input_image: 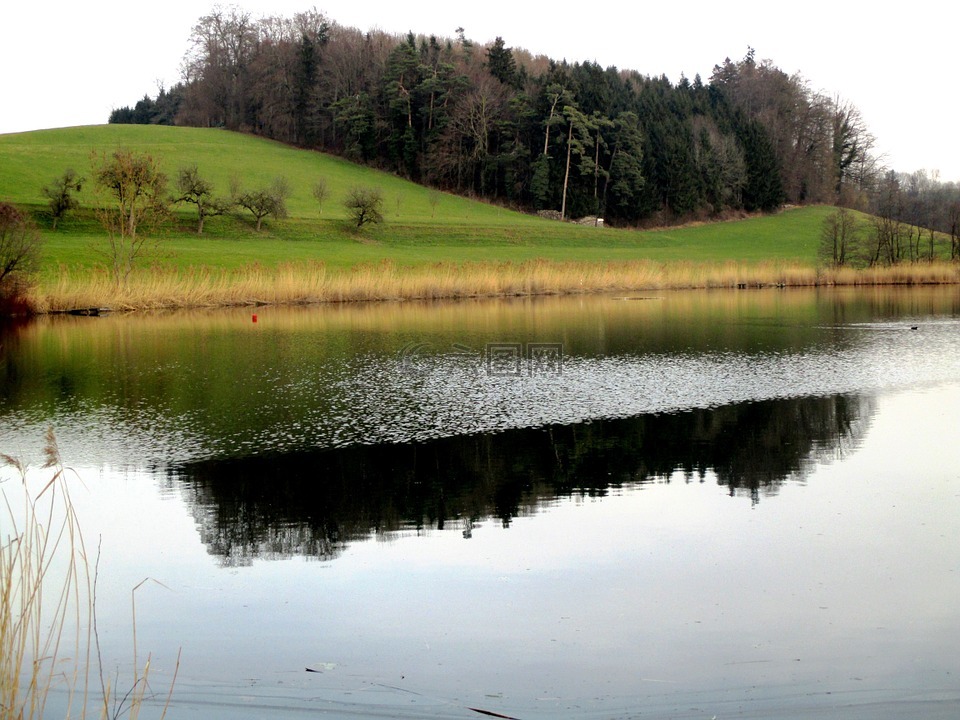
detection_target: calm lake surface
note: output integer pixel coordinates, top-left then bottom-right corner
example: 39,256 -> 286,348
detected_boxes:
2,287 -> 959,719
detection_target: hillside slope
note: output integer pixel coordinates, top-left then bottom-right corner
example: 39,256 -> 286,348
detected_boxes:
0,124 -> 542,225
0,124 -> 830,274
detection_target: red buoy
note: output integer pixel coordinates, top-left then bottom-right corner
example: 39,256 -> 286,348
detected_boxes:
252,314 -> 258,323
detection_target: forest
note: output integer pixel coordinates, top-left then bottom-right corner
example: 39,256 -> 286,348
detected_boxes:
110,6 -> 960,242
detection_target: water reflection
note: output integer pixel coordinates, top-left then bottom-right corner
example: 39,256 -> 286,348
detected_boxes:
3,290 -> 959,719
172,392 -> 872,565
1,287 -> 956,467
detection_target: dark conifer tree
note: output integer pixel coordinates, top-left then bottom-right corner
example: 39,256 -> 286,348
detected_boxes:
486,37 -> 518,88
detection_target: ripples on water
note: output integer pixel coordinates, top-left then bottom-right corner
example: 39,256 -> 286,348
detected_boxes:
273,317 -> 960,452
2,316 -> 960,466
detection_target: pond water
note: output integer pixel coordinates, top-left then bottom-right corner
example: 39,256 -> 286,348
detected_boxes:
1,287 -> 959,719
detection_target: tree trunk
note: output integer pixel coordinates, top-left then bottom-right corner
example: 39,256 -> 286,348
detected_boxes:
543,92 -> 562,156
594,135 -> 600,200
561,120 -> 573,220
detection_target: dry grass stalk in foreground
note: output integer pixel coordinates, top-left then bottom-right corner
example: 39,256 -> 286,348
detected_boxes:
0,431 -> 177,720
1,430 -> 89,720
33,259 -> 960,312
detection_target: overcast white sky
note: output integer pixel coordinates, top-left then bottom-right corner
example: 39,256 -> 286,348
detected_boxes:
2,2 -> 956,180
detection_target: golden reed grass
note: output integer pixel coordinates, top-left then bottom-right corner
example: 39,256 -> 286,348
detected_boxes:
32,259 -> 960,312
1,431 -> 90,720
1,432 -> 177,720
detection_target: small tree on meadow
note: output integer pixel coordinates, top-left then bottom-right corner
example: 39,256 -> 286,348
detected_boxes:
41,169 -> 84,230
427,189 -> 441,218
819,207 -> 860,267
233,176 -> 290,231
343,186 -> 384,229
173,164 -> 232,234
91,148 -> 169,285
312,178 -> 330,215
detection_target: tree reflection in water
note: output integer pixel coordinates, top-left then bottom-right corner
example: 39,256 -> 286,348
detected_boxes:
171,392 -> 872,565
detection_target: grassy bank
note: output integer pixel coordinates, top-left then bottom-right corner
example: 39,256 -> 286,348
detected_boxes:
33,204 -> 827,275
4,125 -> 959,312
34,259 -> 960,312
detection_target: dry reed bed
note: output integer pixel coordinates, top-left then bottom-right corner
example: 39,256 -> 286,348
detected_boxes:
1,432 -> 176,719
34,260 -> 960,312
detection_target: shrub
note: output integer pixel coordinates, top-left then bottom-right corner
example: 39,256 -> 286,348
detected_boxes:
0,202 -> 41,314
343,186 -> 384,229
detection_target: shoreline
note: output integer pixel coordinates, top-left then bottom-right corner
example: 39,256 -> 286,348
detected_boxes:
28,259 -> 960,313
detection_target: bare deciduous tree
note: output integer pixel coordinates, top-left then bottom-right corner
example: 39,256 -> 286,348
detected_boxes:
427,189 -> 441,218
174,164 -> 232,234
233,176 -> 290,231
0,202 -> 42,305
433,72 -> 511,194
832,97 -> 875,201
948,199 -> 960,261
180,6 -> 257,128
818,207 -> 860,267
41,169 -> 84,230
343,186 -> 384,228
91,149 -> 169,285
312,178 -> 330,215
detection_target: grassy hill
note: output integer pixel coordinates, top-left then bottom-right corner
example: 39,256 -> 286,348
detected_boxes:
0,124 -> 528,225
0,124 -> 830,279
13,124 -> 938,312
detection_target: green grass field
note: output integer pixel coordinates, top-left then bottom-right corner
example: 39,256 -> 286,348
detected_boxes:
0,124 -> 831,281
